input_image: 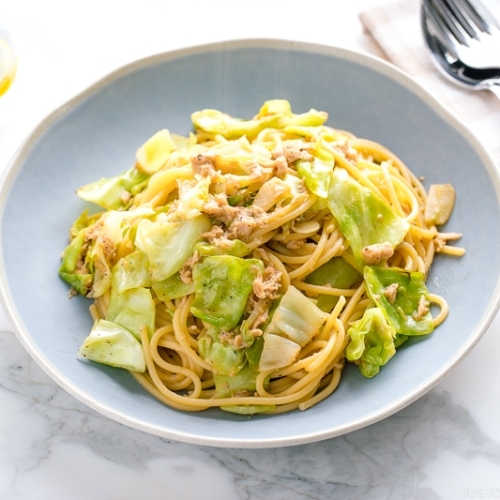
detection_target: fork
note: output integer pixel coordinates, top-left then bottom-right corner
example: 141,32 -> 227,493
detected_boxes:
422,0 -> 500,70
422,8 -> 500,100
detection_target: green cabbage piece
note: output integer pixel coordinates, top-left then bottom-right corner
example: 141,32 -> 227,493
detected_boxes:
259,333 -> 301,371
136,129 -> 177,175
199,327 -> 265,402
77,167 -> 149,210
296,157 -> 333,198
68,209 -> 102,238
258,99 -> 293,117
241,321 -> 265,356
198,336 -> 246,377
78,319 -> 146,372
134,214 -> 210,282
152,272 -> 195,302
105,286 -> 156,340
220,403 -> 276,415
88,242 -> 113,298
59,229 -> 93,295
191,108 -> 281,141
327,168 -> 409,270
214,363 -> 260,397
346,308 -> 397,378
258,99 -> 328,127
364,266 -> 434,336
190,255 -> 263,330
176,176 -> 211,219
305,256 -> 362,311
295,142 -> 335,198
191,99 -> 328,141
111,250 -> 151,294
194,239 -> 251,258
264,285 -> 328,346
89,207 -> 155,298
281,110 -> 327,128
306,256 -> 362,288
59,210 -> 104,295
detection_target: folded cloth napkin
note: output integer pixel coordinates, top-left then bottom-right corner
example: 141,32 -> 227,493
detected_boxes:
359,0 -> 500,164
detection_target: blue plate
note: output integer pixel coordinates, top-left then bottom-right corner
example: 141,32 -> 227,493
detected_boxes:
1,39 -> 499,448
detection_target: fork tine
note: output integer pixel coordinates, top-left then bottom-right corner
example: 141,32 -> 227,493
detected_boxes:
422,0 -> 462,58
453,0 -> 500,33
444,0 -> 481,39
425,0 -> 470,46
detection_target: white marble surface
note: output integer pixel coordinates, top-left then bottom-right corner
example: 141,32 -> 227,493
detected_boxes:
1,1 -> 500,498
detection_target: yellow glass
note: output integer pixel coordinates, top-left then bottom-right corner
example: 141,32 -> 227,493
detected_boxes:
0,28 -> 16,97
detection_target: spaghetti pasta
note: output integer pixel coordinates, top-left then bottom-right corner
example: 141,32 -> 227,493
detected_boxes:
59,100 -> 464,415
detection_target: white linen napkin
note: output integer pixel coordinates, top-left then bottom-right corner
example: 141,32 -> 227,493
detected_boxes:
359,0 -> 500,164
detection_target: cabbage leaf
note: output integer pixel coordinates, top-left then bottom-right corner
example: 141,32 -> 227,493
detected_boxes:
191,99 -> 328,141
364,266 -> 434,336
198,335 -> 246,377
194,239 -> 251,258
214,363 -> 260,398
78,319 -> 146,372
105,286 -> 156,340
152,272 -> 195,302
135,129 -> 177,175
198,327 -> 265,402
296,157 -> 333,198
59,229 -> 94,295
305,256 -> 362,311
77,167 -> 149,210
135,214 -> 210,282
112,250 -> 151,294
264,285 -> 328,346
190,255 -> 263,330
259,333 -> 301,371
346,308 -> 397,378
191,109 -> 281,141
327,168 -> 409,270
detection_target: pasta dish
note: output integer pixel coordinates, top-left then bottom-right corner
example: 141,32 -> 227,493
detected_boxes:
59,100 -> 463,415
